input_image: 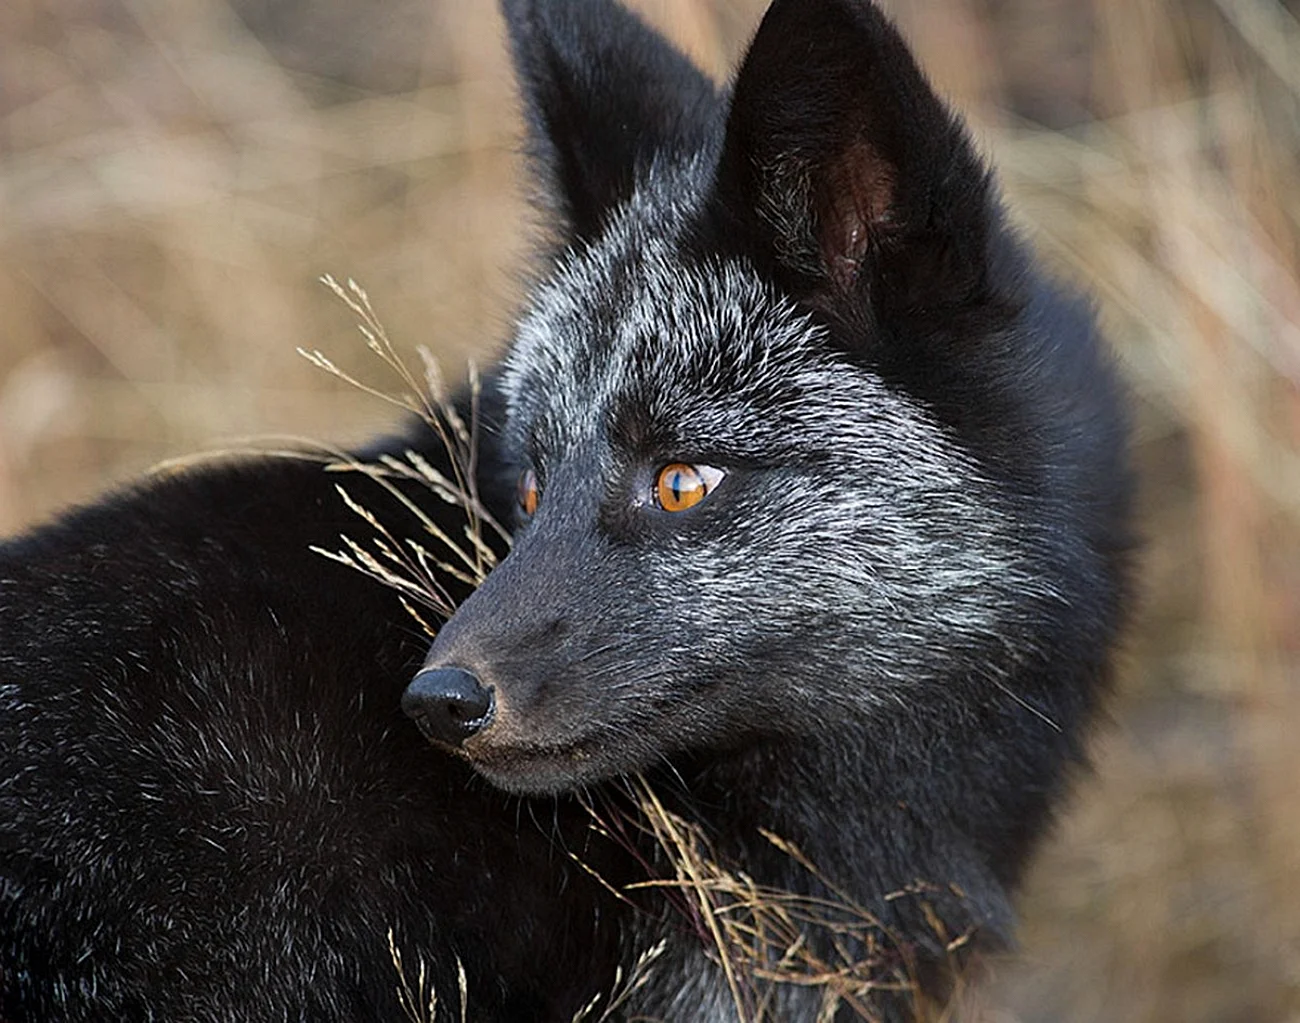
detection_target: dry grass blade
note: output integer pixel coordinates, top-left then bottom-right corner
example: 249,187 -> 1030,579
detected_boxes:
388,928 -> 468,1023
570,940 -> 668,1023
388,928 -> 437,1023
303,276 -> 507,635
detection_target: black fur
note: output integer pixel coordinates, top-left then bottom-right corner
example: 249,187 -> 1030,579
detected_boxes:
0,418 -> 638,1021
1,1 -> 1134,1020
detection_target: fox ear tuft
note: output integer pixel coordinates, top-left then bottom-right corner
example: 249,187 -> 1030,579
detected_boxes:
501,0 -> 720,246
714,0 -> 993,308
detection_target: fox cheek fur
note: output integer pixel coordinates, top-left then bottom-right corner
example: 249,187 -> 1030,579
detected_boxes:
410,0 -> 1129,801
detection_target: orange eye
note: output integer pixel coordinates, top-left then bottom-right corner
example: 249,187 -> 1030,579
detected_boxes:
517,468 -> 539,517
654,463 -> 724,512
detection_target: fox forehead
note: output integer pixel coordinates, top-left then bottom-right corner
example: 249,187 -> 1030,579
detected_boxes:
500,184 -> 945,465
502,187 -> 783,437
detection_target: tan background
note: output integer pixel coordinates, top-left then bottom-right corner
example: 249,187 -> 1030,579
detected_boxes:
2,0 -> 1299,1018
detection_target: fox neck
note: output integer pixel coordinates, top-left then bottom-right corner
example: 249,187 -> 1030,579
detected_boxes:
620,715 -> 1026,1016
680,725 -> 1016,916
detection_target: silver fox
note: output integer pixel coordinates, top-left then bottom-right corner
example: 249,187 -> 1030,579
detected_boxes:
402,0 -> 1135,1017
0,0 -> 1132,1019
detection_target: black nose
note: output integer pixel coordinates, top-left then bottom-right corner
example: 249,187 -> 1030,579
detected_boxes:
402,667 -> 494,746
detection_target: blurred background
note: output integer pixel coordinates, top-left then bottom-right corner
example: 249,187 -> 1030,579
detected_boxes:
2,0 -> 1298,1018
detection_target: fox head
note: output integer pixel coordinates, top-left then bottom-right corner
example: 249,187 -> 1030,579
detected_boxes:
403,0 -> 1131,798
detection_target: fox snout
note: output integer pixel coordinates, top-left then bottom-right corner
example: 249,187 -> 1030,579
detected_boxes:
399,518 -> 686,795
399,531 -> 587,786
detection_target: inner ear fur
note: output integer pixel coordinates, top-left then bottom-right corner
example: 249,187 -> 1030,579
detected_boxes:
714,0 -> 993,308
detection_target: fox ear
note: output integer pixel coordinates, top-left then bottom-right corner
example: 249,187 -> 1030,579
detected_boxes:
714,0 -> 993,309
501,0 -> 720,245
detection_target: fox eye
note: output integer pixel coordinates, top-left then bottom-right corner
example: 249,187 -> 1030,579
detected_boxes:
517,468 -> 539,517
653,463 -> 724,512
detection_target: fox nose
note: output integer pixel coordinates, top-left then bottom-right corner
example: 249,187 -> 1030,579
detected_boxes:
402,667 -> 494,746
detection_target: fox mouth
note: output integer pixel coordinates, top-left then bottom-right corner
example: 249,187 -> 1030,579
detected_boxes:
463,734 -> 612,795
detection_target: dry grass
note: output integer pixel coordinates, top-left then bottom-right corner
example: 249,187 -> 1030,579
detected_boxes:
582,777 -> 966,1022
3,0 -> 1299,1019
304,274 -> 506,633
389,929 -> 468,1023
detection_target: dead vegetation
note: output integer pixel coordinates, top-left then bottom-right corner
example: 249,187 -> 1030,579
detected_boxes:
303,274 -> 506,633
584,777 -> 969,1022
